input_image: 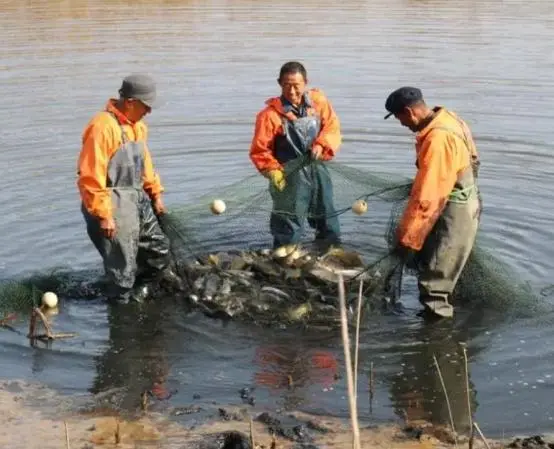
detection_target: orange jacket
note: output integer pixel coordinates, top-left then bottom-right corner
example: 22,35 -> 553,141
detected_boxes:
77,99 -> 163,220
397,107 -> 479,251
249,89 -> 342,173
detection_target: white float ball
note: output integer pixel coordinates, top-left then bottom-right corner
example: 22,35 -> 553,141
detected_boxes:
352,199 -> 368,216
210,199 -> 226,215
41,291 -> 58,308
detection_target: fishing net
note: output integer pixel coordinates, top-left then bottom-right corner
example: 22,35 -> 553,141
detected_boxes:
0,268 -> 103,324
155,155 -> 543,325
0,156 -> 543,327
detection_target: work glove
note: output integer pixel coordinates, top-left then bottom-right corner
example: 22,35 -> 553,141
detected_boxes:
267,169 -> 286,191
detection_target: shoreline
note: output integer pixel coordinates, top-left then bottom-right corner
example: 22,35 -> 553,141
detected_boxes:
1,379 -> 551,449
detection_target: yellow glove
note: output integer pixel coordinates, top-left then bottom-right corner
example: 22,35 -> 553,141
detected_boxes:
267,169 -> 286,191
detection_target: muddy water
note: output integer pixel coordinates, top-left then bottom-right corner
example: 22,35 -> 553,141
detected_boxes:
1,0 -> 554,439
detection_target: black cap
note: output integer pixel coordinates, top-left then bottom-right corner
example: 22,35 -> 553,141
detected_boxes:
384,86 -> 423,119
118,74 -> 158,109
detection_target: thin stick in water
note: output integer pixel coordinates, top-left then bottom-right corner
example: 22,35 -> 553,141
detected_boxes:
460,342 -> 474,447
338,274 -> 361,449
369,360 -> 374,414
64,421 -> 70,449
114,418 -> 121,444
27,308 -> 37,339
141,390 -> 148,412
353,279 -> 364,401
34,307 -> 54,337
33,332 -> 77,341
473,422 -> 491,449
432,353 -> 458,448
250,416 -> 255,449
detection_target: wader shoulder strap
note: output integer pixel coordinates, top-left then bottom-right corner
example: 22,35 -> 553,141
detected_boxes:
425,121 -> 478,203
107,111 -> 128,144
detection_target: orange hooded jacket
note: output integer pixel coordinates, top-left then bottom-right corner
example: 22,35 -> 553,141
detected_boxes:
77,99 -> 163,220
397,107 -> 479,251
249,89 -> 341,173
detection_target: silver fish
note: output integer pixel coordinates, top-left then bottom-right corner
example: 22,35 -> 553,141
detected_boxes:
193,275 -> 205,293
217,278 -> 233,297
260,286 -> 291,302
203,273 -> 221,301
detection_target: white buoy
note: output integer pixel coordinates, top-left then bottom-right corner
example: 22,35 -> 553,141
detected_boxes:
210,199 -> 226,215
41,291 -> 58,308
352,199 -> 368,216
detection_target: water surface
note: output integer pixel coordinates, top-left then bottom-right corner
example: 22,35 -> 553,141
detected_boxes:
1,0 -> 554,438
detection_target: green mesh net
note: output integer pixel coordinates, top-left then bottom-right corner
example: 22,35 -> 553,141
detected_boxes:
0,158 -> 544,327
155,156 -> 543,325
0,268 -> 102,323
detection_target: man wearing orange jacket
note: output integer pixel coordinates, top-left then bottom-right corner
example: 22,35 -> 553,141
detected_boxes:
77,74 -> 183,304
384,87 -> 482,318
249,61 -> 342,251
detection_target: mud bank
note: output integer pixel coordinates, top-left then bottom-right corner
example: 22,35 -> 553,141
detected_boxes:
2,379 -> 551,449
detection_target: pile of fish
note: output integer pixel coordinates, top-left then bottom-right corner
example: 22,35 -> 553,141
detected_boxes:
176,245 -> 388,327
1,246 -> 394,328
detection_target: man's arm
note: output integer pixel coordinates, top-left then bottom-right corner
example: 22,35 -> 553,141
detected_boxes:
143,143 -> 164,201
312,91 -> 342,161
396,131 -> 458,251
249,109 -> 282,174
77,121 -> 113,220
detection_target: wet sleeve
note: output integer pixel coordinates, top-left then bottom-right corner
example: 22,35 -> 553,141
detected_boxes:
314,95 -> 342,161
77,122 -> 113,220
396,131 -> 458,251
249,110 -> 282,174
143,143 -> 164,200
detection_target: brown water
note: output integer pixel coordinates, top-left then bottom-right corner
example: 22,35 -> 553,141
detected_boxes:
1,0 -> 554,439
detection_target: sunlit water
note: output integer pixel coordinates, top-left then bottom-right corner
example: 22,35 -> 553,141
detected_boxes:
1,0 -> 553,438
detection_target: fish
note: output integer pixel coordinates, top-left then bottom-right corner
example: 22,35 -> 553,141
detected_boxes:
217,278 -> 233,297
259,286 -> 291,304
202,273 -> 221,301
176,245 -> 382,328
286,302 -> 312,321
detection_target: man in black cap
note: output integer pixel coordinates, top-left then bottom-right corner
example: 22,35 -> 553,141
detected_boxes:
384,86 -> 482,318
77,74 -> 184,304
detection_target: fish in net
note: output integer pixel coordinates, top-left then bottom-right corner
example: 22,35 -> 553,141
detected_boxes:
0,158 -> 543,328
156,156 -> 543,326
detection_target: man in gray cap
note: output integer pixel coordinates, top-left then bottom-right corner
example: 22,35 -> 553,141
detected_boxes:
77,74 -> 184,304
384,86 -> 482,319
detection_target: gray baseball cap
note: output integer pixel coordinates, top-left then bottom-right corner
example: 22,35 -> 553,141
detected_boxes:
118,74 -> 159,109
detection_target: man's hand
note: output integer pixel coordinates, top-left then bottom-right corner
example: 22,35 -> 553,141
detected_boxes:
152,197 -> 167,216
100,217 -> 116,239
267,170 -> 286,191
312,144 -> 324,160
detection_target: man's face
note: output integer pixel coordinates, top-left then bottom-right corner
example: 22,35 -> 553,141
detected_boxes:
279,72 -> 306,106
125,99 -> 151,122
394,108 -> 418,132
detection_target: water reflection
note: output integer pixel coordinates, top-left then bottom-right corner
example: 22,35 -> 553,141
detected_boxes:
1,0 -> 553,437
253,341 -> 339,410
89,300 -> 180,411
386,309 -> 492,433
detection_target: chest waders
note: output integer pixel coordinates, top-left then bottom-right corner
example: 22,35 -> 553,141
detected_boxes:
269,107 -> 341,250
81,114 -> 171,302
414,116 -> 482,318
